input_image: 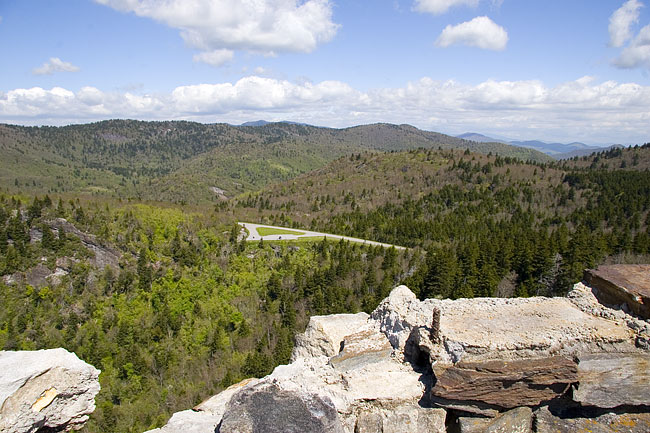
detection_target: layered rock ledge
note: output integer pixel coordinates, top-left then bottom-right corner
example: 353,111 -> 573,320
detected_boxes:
149,269 -> 650,433
0,348 -> 101,433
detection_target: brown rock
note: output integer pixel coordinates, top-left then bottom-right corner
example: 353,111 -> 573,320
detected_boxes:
431,357 -> 577,412
584,265 -> 650,319
534,406 -> 650,433
574,353 -> 650,408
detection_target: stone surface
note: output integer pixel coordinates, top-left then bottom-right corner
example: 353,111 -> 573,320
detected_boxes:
370,285 -> 430,353
329,329 -> 392,371
431,357 -> 577,412
0,348 -> 100,433
145,410 -> 222,433
373,286 -> 639,365
340,359 -> 427,403
584,265 -> 650,319
457,416 -> 491,433
534,406 -> 650,433
355,405 -> 446,433
25,264 -> 52,288
573,353 -> 650,408
291,312 -> 370,361
218,382 -> 344,433
50,218 -> 121,269
458,407 -> 532,433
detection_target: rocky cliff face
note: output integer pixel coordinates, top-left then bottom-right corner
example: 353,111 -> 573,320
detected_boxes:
149,277 -> 650,433
0,348 -> 101,433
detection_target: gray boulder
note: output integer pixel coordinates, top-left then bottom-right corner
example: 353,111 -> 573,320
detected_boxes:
218,382 -> 344,433
0,348 -> 100,433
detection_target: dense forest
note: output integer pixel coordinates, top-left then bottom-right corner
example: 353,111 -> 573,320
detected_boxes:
235,144 -> 650,298
0,121 -> 648,432
0,196 -> 409,432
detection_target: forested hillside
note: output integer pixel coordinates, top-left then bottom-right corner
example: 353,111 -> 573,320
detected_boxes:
0,196 -> 410,432
0,121 -> 647,432
0,120 -> 551,204
235,146 -> 650,298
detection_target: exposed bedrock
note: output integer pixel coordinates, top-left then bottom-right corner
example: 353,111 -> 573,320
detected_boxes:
148,267 -> 650,433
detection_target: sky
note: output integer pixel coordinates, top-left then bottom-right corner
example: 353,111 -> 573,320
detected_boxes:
1,0 -> 650,144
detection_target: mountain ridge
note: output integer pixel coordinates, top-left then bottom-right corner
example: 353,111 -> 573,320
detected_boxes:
0,120 -> 552,204
456,131 -> 621,158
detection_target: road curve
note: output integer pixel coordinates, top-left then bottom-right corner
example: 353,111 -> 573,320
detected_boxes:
238,222 -> 406,250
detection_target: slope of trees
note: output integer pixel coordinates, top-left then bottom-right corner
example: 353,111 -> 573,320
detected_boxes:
0,195 -> 409,432
235,148 -> 650,298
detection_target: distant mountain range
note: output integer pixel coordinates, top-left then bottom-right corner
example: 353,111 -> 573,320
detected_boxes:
239,120 -> 310,127
456,132 -> 622,159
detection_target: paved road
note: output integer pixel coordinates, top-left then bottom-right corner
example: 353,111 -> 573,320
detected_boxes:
238,222 -> 406,250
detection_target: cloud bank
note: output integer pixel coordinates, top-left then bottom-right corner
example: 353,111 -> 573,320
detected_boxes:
2,76 -> 649,143
436,16 -> 508,50
95,0 -> 339,65
32,58 -> 80,75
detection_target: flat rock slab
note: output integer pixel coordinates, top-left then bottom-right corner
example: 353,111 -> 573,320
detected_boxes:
431,356 -> 577,412
534,406 -> 650,433
584,265 -> 650,319
433,297 -> 636,363
372,286 -> 637,365
574,353 -> 650,408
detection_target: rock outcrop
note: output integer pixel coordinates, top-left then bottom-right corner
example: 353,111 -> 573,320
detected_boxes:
49,218 -> 121,269
149,268 -> 650,433
0,348 -> 101,433
584,264 -> 650,319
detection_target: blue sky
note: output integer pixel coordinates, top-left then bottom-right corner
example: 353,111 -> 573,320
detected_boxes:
1,0 -> 650,144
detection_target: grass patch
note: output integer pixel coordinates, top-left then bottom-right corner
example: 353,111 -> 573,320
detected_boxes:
291,236 -> 326,242
256,227 -> 306,236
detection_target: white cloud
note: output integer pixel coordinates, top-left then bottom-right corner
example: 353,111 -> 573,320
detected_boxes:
609,0 -> 643,47
32,57 -> 80,75
414,0 -> 479,15
614,23 -> 650,68
171,76 -> 358,113
435,16 -> 508,50
193,49 -> 234,66
95,0 -> 339,62
2,76 -> 650,143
